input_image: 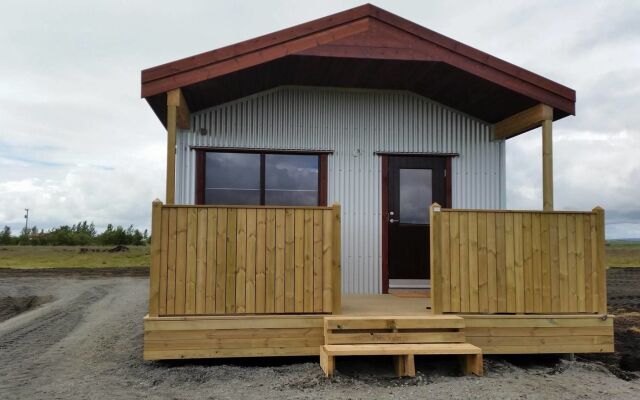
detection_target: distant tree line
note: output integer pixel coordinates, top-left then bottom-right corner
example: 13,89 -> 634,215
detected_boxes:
0,221 -> 149,246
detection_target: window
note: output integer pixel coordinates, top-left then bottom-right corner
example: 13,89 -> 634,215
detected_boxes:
197,150 -> 326,206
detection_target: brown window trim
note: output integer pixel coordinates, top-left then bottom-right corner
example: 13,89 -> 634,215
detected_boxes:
195,148 -> 328,206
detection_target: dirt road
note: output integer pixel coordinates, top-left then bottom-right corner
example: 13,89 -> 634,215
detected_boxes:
0,272 -> 639,399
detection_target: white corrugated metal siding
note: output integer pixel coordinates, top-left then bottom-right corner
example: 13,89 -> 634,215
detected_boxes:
175,86 -> 504,294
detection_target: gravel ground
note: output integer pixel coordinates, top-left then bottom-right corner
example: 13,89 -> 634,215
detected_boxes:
0,271 -> 639,399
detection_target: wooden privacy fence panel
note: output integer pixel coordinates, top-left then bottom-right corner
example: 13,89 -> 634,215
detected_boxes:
429,204 -> 606,315
149,201 -> 341,316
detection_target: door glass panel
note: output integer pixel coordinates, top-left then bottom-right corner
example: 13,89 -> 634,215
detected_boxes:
204,152 -> 260,205
265,154 -> 319,206
399,168 -> 432,224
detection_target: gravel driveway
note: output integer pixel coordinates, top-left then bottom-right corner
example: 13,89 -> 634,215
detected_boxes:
0,273 -> 639,399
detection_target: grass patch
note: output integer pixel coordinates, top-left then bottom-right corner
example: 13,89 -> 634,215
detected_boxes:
607,241 -> 640,267
0,245 -> 150,269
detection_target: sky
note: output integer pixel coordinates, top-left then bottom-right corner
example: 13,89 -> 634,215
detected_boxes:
0,0 -> 639,238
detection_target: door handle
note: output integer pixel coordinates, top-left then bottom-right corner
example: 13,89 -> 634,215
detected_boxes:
389,218 -> 398,224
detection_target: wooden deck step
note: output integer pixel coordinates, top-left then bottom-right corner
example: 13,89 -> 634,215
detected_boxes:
320,343 -> 483,377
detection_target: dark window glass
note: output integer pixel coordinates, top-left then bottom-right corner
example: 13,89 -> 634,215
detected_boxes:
204,152 -> 260,205
399,168 -> 432,224
265,154 -> 318,206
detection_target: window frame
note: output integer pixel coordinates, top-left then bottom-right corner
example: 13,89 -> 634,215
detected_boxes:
195,148 -> 328,206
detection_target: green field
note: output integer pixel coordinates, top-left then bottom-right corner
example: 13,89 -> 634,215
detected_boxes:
0,245 -> 150,269
0,241 -> 638,269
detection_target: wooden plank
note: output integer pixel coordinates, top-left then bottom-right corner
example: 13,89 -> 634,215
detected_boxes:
486,212 -> 498,314
540,213 -> 551,313
185,208 -> 198,314
449,212 -> 461,312
304,210 -> 314,313
246,209 -> 257,314
542,119 -> 554,211
465,326 -> 613,337
175,208 -> 188,315
265,209 -> 276,313
215,208 -> 227,314
463,317 -> 613,329
470,335 -> 614,347
594,207 -> 607,314
468,212 -> 479,313
583,215 -> 593,312
285,209 -> 296,313
235,208 -> 247,313
523,213 -> 533,313
145,346 -> 320,360
567,214 -> 577,311
558,214 -> 569,312
195,208 -> 208,314
322,209 -> 333,312
322,343 -> 482,356
496,213 -> 506,312
205,208 -> 217,314
313,210 -> 323,313
590,213 -> 599,313
430,204 -> 442,314
225,208 -> 237,314
325,315 -> 465,330
440,211 -> 451,312
505,213 -> 515,313
549,214 -> 560,311
145,336 -> 324,351
145,327 -> 325,341
494,104 -> 554,140
145,315 -> 324,331
513,213 -> 524,313
467,344 -> 614,355
459,212 -> 469,312
575,215 -> 586,312
477,213 -> 488,313
275,209 -> 286,313
332,204 -> 342,314
531,213 -> 542,313
166,208 -> 177,315
159,207 -> 169,316
293,209 -> 304,313
149,201 -> 163,317
255,209 -> 267,313
326,332 -> 465,345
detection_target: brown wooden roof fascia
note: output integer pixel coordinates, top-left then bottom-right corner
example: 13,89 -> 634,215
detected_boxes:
141,3 -> 575,116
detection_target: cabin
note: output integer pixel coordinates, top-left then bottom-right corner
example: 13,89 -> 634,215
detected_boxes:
141,4 -> 613,377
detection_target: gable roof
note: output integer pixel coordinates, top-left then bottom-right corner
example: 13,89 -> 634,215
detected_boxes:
141,3 -> 575,127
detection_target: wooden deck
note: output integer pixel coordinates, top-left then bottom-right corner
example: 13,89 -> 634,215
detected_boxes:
143,294 -> 613,360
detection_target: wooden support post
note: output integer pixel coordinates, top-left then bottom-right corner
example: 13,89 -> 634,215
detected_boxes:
393,354 -> 416,377
319,346 -> 335,377
332,204 -> 342,314
460,353 -> 484,376
165,89 -> 190,204
149,199 -> 163,317
593,206 -> 607,314
430,203 -> 442,314
542,119 -> 554,211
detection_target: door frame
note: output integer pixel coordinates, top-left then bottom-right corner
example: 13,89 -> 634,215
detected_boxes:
380,153 -> 455,293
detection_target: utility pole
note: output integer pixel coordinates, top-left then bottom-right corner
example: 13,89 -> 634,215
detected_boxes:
24,208 -> 29,233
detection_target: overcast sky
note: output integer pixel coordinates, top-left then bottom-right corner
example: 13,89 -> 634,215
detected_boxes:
1,0 -> 639,238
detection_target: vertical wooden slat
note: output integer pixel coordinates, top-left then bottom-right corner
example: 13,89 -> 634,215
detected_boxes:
513,213 -> 524,314
195,208 -> 207,314
149,200 -> 162,317
430,204 -> 442,314
313,210 -> 323,313
225,208 -> 237,314
166,208 -> 177,315
531,213 -> 542,313
159,208 -> 169,316
215,208 -> 227,314
486,212 -> 497,314
205,208 -> 217,314
558,214 -> 569,312
594,207 -> 607,314
449,212 -> 460,312
477,212 -> 488,313
505,213 -> 515,313
440,211 -> 451,312
583,215 -> 593,312
265,209 -> 277,313
575,215 -> 586,312
303,210 -> 314,313
235,209 -> 247,313
332,204 -> 342,314
468,212 -> 479,313
275,209 -> 285,313
549,214 -> 560,311
175,208 -> 188,315
293,210 -> 304,313
322,209 -> 333,312
185,208 -> 198,314
567,215 -> 578,311
496,213 -> 506,312
285,209 -> 296,313
541,213 -> 552,313
246,209 -> 257,314
459,212 -> 469,312
255,209 -> 267,313
523,213 -> 534,313
590,213 -> 599,313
